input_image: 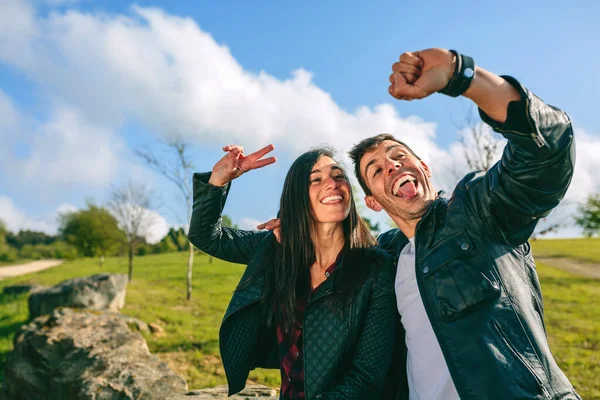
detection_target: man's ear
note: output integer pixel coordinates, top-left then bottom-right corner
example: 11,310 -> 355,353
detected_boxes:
420,160 -> 432,177
365,195 -> 383,212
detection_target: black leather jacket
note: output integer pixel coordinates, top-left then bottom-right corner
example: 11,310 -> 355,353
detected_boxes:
188,173 -> 400,399
379,76 -> 581,400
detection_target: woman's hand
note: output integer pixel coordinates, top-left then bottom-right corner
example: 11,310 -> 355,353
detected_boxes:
208,144 -> 277,187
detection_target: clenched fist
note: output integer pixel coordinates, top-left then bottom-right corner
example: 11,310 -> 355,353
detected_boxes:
389,48 -> 456,101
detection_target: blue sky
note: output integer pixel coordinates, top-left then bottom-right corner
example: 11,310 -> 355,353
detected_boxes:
1,0 -> 599,240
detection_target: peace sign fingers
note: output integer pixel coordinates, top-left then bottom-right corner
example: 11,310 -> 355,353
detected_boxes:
238,144 -> 277,172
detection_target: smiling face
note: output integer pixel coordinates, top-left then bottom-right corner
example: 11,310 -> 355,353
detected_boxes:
359,140 -> 435,222
308,156 -> 352,224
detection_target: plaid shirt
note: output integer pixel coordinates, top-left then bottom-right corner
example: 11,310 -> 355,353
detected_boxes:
277,259 -> 339,399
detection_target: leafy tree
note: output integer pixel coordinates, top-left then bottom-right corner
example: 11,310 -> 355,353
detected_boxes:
59,202 -> 125,265
0,220 -> 16,262
222,215 -> 235,229
17,242 -> 78,261
5,230 -> 57,249
362,217 -> 381,236
0,219 -> 7,249
575,193 -> 600,237
141,227 -> 189,255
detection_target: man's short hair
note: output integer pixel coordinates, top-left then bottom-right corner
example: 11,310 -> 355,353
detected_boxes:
348,133 -> 420,196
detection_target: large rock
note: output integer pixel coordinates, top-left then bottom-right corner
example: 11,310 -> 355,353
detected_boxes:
3,308 -> 188,400
2,284 -> 44,296
168,384 -> 278,399
28,273 -> 127,318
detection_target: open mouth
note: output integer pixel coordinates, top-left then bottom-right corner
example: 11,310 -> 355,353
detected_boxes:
392,175 -> 418,198
321,195 -> 343,204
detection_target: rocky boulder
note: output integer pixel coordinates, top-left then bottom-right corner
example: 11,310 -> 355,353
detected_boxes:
28,273 -> 127,318
3,308 -> 187,400
2,284 -> 43,296
168,384 -> 278,399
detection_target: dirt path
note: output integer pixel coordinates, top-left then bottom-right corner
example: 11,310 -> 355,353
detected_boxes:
536,257 -> 600,279
0,260 -> 64,280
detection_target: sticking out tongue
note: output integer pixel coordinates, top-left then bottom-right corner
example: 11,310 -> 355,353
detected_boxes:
398,181 -> 417,197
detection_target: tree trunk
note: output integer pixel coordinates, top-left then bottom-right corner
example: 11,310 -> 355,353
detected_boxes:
128,243 -> 134,282
186,241 -> 194,300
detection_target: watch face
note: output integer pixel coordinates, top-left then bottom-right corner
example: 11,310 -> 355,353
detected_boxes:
464,68 -> 474,78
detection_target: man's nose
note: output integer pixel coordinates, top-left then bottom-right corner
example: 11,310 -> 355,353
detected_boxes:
386,159 -> 402,175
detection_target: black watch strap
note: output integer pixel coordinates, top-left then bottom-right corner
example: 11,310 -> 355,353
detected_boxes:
439,50 -> 476,97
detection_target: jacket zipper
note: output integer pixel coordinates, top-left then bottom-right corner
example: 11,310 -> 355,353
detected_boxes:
492,97 -> 548,149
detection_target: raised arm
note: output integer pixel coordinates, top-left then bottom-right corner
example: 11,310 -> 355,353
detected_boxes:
187,144 -> 277,264
390,48 -> 574,245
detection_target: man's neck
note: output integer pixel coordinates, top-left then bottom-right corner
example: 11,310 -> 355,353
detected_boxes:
390,215 -> 419,239
390,192 -> 440,239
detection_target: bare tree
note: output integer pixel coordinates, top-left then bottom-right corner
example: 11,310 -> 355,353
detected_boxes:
136,134 -> 196,300
108,181 -> 156,281
459,107 -> 503,172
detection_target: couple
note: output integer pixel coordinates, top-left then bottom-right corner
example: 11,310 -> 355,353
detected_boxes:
188,48 -> 581,399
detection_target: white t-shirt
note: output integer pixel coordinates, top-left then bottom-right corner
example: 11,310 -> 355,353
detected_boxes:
395,237 -> 460,400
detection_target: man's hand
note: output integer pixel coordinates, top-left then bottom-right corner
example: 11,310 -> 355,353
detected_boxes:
389,48 -> 455,101
257,218 -> 281,243
208,144 -> 277,187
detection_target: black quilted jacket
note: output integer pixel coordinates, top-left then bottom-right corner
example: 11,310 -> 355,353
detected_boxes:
188,173 -> 402,399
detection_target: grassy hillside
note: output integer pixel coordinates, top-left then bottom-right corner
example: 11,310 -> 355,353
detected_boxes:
0,242 -> 598,397
531,237 -> 600,263
0,252 -> 280,390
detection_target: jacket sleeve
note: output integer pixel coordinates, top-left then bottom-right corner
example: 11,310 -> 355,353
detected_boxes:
187,172 -> 269,265
462,76 -> 575,246
317,255 -> 398,400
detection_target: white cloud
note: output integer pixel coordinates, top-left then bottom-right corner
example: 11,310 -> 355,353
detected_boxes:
144,209 -> 169,244
0,196 -> 70,234
44,0 -> 80,6
0,89 -> 127,190
0,89 -> 22,174
22,104 -> 125,186
0,195 -> 170,243
56,203 -> 78,215
0,90 -> 19,135
0,0 -> 598,239
0,1 -> 438,157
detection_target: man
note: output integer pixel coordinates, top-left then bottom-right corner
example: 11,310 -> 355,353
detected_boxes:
347,48 -> 580,399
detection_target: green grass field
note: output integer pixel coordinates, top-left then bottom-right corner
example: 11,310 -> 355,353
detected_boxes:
0,240 -> 598,398
531,237 -> 600,263
0,252 -> 280,390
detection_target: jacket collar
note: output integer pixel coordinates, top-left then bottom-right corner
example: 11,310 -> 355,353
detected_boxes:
224,242 -> 343,319
416,191 -> 447,249
388,191 -> 447,252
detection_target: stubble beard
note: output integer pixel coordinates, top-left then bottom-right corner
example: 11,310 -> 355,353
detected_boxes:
379,194 -> 435,227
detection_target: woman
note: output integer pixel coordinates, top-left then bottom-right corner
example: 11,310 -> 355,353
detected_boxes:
188,143 -> 399,400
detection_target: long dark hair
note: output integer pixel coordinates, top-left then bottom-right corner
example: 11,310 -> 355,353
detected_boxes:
245,147 -> 376,333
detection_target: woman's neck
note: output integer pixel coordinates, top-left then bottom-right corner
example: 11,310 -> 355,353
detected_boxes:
311,222 -> 345,270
